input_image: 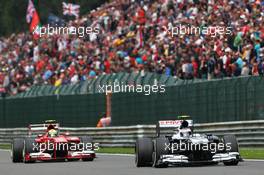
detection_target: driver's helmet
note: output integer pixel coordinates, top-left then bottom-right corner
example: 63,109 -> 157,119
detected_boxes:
180,120 -> 189,129
48,129 -> 58,137
179,120 -> 192,137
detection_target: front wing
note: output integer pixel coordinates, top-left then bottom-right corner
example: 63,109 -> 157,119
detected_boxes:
25,150 -> 96,161
159,152 -> 240,164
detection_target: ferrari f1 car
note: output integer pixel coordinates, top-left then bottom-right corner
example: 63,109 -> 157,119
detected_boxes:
135,116 -> 242,167
12,120 -> 96,163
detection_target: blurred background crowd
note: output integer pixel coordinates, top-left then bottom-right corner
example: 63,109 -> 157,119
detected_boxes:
0,0 -> 264,95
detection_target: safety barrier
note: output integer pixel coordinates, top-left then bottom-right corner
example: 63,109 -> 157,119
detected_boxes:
0,120 -> 264,148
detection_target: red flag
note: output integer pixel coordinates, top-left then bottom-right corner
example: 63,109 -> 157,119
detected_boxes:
26,0 -> 41,39
30,11 -> 41,39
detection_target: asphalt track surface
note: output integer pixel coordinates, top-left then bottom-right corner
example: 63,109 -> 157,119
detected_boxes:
0,150 -> 263,175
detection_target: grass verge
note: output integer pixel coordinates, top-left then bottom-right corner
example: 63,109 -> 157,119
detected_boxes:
1,144 -> 263,159
0,144 -> 11,150
240,148 -> 264,159
97,147 -> 135,154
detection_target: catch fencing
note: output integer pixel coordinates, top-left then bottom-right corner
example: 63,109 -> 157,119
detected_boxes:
1,73 -> 264,127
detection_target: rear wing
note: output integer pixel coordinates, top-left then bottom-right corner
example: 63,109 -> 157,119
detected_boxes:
156,120 -> 193,137
28,123 -> 59,136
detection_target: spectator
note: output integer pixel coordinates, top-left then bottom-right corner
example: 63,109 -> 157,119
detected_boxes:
0,0 -> 263,96
241,62 -> 250,76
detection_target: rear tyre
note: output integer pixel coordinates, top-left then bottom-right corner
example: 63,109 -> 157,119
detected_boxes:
24,137 -> 38,163
135,137 -> 153,167
12,138 -> 24,163
80,136 -> 94,161
152,137 -> 169,168
223,135 -> 239,166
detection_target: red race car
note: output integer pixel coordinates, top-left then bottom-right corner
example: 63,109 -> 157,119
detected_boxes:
11,120 -> 96,163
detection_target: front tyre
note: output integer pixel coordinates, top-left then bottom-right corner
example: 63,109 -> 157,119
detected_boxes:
152,137 -> 169,168
12,138 -> 24,163
135,137 -> 153,167
24,137 -> 38,163
80,136 -> 94,161
223,135 -> 239,166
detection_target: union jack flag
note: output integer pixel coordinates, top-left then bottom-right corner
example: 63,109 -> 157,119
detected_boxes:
62,2 -> 80,18
26,0 -> 35,23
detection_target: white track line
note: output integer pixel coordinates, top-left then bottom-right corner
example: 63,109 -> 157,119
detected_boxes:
97,153 -> 134,157
0,149 -> 10,152
243,159 -> 264,162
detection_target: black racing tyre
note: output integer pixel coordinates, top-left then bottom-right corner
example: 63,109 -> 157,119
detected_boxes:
24,137 -> 38,163
67,158 -> 80,162
12,138 -> 24,163
152,137 -> 169,168
223,135 -> 239,166
80,136 -> 94,161
135,137 -> 153,167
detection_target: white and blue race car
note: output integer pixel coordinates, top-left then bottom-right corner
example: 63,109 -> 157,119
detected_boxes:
135,117 -> 242,168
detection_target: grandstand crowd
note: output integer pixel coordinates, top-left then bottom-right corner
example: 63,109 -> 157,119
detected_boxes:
0,0 -> 264,95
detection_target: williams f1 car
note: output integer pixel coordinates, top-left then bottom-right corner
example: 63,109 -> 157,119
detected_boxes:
12,120 -> 96,163
135,117 -> 242,167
